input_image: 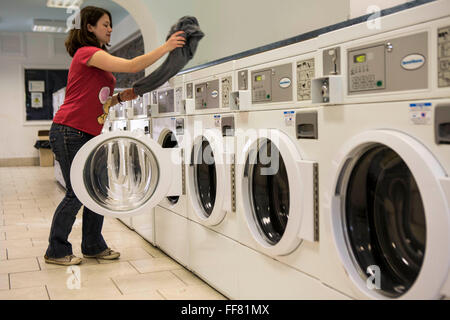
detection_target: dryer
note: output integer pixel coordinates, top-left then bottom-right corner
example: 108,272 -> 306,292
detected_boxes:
313,12 -> 450,299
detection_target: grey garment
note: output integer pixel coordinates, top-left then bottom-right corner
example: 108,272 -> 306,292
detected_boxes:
132,16 -> 205,96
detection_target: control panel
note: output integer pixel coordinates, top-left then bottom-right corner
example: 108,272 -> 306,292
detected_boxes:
195,79 -> 220,109
438,26 -> 450,88
348,44 -> 385,92
158,88 -> 175,113
297,58 -> 315,101
347,32 -> 428,94
221,76 -> 232,108
251,63 -> 293,103
186,83 -> 194,99
238,70 -> 248,90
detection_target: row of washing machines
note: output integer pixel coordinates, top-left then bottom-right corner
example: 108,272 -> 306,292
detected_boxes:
70,1 -> 450,299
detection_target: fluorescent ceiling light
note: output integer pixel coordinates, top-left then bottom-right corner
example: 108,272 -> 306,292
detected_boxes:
46,0 -> 84,8
32,19 -> 67,33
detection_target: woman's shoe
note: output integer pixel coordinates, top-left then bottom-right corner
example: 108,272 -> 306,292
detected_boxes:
83,248 -> 120,260
44,254 -> 82,266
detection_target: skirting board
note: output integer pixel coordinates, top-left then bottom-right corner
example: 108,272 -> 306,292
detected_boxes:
0,157 -> 40,167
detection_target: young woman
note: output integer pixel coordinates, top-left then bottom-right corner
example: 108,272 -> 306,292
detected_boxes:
45,6 -> 185,266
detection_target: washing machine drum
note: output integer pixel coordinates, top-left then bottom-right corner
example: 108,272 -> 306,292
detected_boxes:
345,144 -> 426,297
248,138 -> 289,245
193,137 -> 217,217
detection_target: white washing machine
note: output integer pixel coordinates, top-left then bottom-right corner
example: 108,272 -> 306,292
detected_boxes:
313,10 -> 450,299
126,94 -> 155,244
183,64 -> 242,298
150,77 -> 190,266
232,50 -> 349,299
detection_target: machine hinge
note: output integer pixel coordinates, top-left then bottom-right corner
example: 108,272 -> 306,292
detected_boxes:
231,154 -> 236,212
181,149 -> 186,195
313,163 -> 319,242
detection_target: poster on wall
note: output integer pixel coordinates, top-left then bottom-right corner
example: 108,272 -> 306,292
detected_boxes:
28,80 -> 45,92
31,92 -> 43,108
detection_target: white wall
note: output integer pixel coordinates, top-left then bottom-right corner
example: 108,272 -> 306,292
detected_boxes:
109,13 -> 141,51
0,32 -> 71,160
113,0 -> 351,70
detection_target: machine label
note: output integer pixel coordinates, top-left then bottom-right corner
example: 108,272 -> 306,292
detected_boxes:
409,102 -> 432,125
401,54 -> 425,70
214,114 -> 221,127
279,77 -> 292,88
211,90 -> 219,98
284,110 -> 295,126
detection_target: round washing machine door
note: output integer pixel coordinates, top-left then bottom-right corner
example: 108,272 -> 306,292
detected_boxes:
240,129 -> 316,256
70,130 -> 176,218
159,129 -> 180,205
188,128 -> 233,226
329,130 -> 450,299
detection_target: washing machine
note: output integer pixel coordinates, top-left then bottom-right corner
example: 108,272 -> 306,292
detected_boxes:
313,8 -> 450,299
183,64 -> 242,298
126,94 -> 156,244
232,49 -> 350,299
151,77 -> 190,266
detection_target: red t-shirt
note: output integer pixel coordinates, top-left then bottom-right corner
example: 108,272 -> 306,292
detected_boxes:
53,46 -> 116,136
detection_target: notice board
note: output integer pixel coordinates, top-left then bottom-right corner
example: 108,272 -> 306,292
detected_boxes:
24,69 -> 68,121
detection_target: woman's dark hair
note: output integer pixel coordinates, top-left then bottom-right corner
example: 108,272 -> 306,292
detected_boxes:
65,6 -> 112,57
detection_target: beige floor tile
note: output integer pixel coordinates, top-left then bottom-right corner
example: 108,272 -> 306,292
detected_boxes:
11,268 -> 74,289
0,286 -> 49,300
0,258 -> 40,274
0,225 -> 28,233
0,273 -> 8,290
159,284 -> 227,300
47,278 -> 123,300
130,257 -> 183,273
171,269 -> 208,286
113,271 -> 186,295
6,229 -> 50,240
97,247 -> 154,265
118,290 -> 165,300
0,204 -> 21,210
0,238 -> 33,249
7,246 -> 48,260
0,248 -> 6,261
0,232 -> 5,241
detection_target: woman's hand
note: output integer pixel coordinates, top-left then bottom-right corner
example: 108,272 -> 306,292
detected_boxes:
119,88 -> 137,101
164,31 -> 186,52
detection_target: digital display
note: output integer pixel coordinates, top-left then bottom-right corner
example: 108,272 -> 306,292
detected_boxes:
354,54 -> 366,63
255,75 -> 263,82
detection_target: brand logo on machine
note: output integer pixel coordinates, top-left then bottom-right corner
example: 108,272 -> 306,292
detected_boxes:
401,54 -> 425,70
211,90 -> 219,98
279,77 -> 291,88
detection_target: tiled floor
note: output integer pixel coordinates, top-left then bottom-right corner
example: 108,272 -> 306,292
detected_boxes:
0,166 -> 226,300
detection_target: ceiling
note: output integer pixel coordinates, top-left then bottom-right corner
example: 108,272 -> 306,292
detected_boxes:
0,0 -> 129,33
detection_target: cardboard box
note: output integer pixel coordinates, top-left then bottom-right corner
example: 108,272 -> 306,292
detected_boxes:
39,148 -> 54,167
37,129 -> 53,167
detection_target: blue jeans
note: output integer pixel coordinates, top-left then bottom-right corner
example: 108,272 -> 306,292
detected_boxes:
45,123 -> 108,258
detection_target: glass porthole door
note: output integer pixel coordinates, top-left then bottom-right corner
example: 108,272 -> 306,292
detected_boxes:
70,130 -> 182,218
187,128 -> 233,226
329,130 -> 450,299
239,129 -> 317,256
